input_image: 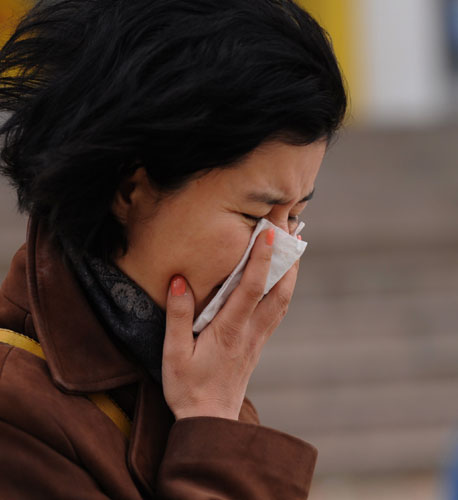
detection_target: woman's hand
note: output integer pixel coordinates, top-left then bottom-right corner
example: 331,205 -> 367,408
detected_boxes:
162,228 -> 300,421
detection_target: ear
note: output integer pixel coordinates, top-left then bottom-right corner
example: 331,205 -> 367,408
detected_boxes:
112,167 -> 152,225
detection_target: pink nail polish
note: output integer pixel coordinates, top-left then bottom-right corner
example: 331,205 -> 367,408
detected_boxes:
266,228 -> 275,246
171,276 -> 186,296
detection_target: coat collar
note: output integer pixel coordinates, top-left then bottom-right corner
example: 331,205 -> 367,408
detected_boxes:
26,216 -> 142,393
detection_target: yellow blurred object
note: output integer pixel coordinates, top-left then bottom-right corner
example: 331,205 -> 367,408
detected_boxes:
1,0 -> 363,118
0,0 -> 31,49
297,0 -> 362,120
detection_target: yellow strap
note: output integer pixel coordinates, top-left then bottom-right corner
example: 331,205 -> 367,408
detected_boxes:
0,328 -> 45,359
0,328 -> 131,439
87,393 -> 131,439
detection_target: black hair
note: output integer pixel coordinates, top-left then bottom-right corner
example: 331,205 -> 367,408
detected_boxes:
0,0 -> 347,260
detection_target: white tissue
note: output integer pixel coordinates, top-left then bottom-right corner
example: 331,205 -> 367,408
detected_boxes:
192,218 -> 307,333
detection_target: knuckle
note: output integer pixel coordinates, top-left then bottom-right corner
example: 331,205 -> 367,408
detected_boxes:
259,248 -> 273,263
169,303 -> 190,321
247,332 -> 263,354
276,292 -> 291,317
279,303 -> 289,319
217,314 -> 242,334
244,283 -> 264,302
277,291 -> 291,309
222,333 -> 239,352
219,319 -> 239,337
214,319 -> 242,351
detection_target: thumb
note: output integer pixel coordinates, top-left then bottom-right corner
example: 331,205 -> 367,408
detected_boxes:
164,275 -> 195,360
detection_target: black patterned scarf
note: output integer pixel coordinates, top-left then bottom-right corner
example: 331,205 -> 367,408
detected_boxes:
60,238 -> 166,384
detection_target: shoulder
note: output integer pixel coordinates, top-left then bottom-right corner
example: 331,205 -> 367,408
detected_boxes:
0,342 -> 130,462
0,343 -> 80,460
0,344 -> 138,498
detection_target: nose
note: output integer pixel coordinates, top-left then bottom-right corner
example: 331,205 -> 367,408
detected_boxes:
267,214 -> 292,234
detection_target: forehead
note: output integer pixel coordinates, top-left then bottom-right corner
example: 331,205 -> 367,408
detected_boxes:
217,140 -> 326,200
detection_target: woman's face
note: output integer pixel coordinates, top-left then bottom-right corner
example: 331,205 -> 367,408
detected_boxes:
113,140 -> 326,316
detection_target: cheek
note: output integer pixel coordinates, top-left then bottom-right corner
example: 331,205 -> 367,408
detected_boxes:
186,222 -> 252,288
202,231 -> 247,272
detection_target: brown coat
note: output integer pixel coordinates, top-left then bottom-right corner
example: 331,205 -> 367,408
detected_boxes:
0,217 -> 317,499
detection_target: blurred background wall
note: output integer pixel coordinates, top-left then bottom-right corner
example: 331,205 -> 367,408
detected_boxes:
303,0 -> 456,125
1,1 -> 458,499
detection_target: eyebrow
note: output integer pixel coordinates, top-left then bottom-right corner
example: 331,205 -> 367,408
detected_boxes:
245,188 -> 315,206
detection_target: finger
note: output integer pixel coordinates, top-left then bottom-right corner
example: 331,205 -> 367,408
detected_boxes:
164,275 -> 195,361
216,228 -> 274,330
253,257 -> 300,337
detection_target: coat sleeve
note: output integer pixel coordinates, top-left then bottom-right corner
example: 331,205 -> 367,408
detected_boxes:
156,416 -> 318,500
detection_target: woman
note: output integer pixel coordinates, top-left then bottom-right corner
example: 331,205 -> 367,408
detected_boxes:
0,0 -> 346,498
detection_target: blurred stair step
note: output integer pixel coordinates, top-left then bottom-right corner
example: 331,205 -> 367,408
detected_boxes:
248,379 -> 458,434
250,332 -> 458,388
304,426 -> 454,475
271,291 -> 458,341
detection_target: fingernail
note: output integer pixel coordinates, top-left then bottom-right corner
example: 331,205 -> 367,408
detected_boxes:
266,228 -> 275,246
171,276 -> 186,296
297,235 -> 302,241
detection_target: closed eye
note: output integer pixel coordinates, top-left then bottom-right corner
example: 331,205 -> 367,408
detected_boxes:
242,214 -> 262,222
242,214 -> 300,223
